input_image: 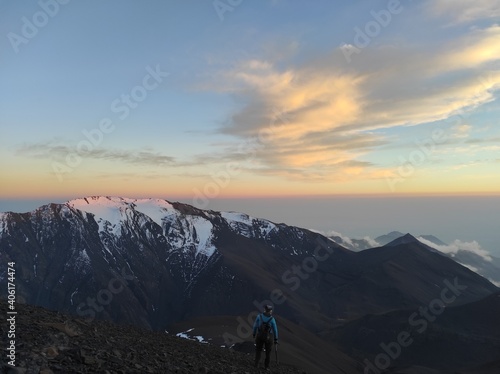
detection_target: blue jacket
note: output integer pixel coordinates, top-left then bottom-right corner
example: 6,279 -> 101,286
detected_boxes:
253,313 -> 278,340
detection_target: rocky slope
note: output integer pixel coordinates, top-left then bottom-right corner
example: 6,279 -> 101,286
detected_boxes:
0,299 -> 306,373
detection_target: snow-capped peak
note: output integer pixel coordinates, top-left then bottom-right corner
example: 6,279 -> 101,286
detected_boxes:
67,196 -> 176,228
67,196 -> 216,257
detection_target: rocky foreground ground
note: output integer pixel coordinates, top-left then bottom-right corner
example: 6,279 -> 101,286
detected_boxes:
0,300 -> 306,374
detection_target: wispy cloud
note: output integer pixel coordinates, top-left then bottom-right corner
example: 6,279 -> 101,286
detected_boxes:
458,262 -> 479,273
465,137 -> 500,144
434,144 -> 500,158
326,230 -> 355,247
312,229 -> 380,250
200,25 -> 500,181
427,0 -> 500,24
450,160 -> 481,170
451,124 -> 472,139
418,237 -> 493,262
17,142 -> 177,167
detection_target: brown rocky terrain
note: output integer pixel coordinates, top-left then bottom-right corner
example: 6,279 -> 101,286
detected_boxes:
0,300 -> 306,374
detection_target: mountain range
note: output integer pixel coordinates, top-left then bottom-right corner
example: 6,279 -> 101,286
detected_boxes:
1,196 -> 499,373
328,230 -> 500,286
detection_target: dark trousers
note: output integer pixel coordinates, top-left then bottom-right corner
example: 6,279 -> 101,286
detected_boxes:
255,336 -> 273,368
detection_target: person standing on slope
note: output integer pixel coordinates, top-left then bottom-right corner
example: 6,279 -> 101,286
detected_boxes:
252,304 -> 279,370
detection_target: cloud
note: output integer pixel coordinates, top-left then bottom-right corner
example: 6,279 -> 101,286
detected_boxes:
439,26 -> 500,70
427,0 -> 500,24
326,230 -> 354,247
362,236 -> 380,248
451,160 -> 481,170
451,124 -> 472,139
318,229 -> 380,250
457,262 -> 479,273
203,60 -> 385,180
17,142 -> 177,167
418,237 -> 493,262
221,60 -> 365,139
354,27 -> 500,130
465,136 -> 500,144
434,143 -> 500,158
201,25 -> 500,181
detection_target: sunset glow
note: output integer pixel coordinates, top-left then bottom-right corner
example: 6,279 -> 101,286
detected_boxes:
1,0 -> 499,204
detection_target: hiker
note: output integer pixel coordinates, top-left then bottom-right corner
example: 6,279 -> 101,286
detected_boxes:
252,304 -> 279,370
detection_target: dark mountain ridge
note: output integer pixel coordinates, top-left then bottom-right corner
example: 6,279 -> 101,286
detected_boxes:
1,196 -> 498,373
1,197 -> 497,328
327,291 -> 500,373
377,231 -> 500,286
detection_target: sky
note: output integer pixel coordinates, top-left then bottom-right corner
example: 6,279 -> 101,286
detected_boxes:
0,1 -> 499,252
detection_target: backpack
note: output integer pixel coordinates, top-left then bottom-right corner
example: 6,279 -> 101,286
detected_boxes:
257,314 -> 274,340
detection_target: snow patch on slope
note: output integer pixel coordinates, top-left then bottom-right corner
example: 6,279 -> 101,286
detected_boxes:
67,197 -> 173,235
221,211 -> 276,238
131,198 -> 175,228
221,212 -> 252,226
189,216 -> 216,257
68,197 -> 176,232
70,288 -> 79,306
0,213 -> 6,235
67,196 -> 218,258
176,328 -> 209,344
79,249 -> 91,265
68,197 -> 127,235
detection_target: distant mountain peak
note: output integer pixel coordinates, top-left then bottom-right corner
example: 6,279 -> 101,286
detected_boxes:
387,230 -> 406,236
383,233 -> 443,254
384,233 -> 420,247
374,231 -> 406,245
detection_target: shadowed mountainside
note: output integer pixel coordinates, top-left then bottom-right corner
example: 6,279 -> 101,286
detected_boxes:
326,291 -> 500,373
1,197 -> 499,373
